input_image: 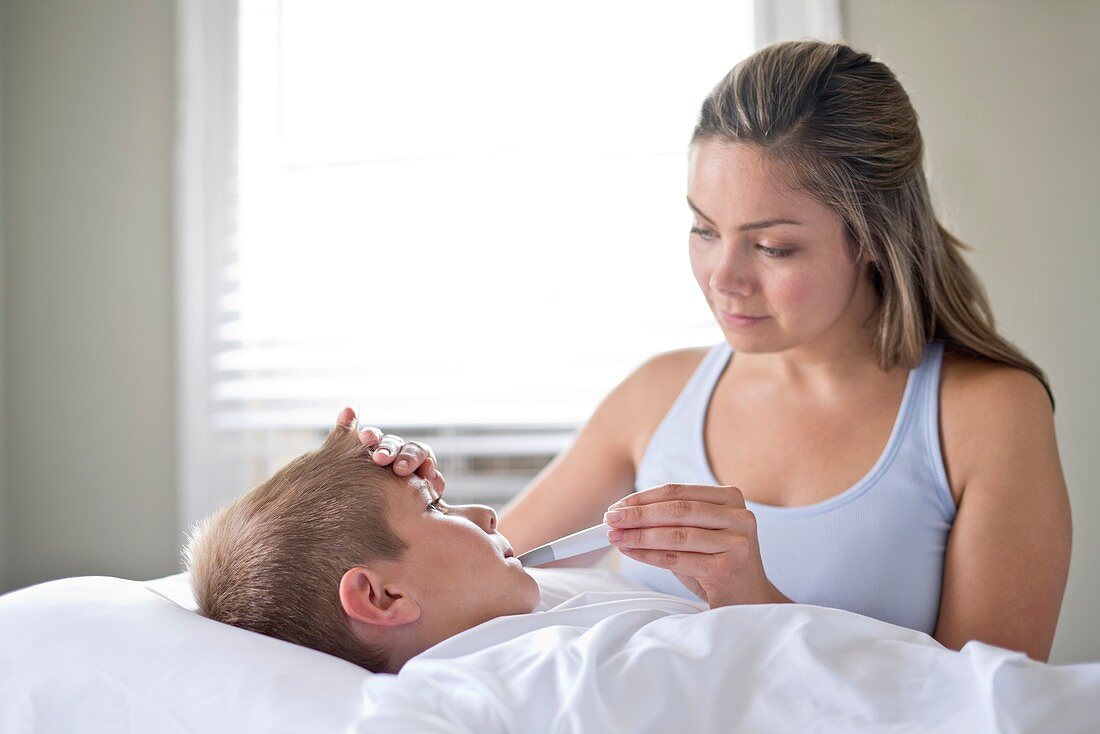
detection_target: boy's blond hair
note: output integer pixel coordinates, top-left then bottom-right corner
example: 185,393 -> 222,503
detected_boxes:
183,422 -> 407,671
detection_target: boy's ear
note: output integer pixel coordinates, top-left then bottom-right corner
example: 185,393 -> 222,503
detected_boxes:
339,566 -> 421,628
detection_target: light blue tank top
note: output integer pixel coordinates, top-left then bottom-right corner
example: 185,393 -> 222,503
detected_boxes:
619,340 -> 957,635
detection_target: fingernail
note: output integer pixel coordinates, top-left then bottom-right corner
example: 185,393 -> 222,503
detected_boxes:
604,510 -> 623,524
374,448 -> 390,456
607,529 -> 625,541
396,460 -> 408,470
608,499 -> 626,510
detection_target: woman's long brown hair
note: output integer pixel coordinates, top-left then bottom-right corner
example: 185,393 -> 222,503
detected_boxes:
693,39 -> 1054,409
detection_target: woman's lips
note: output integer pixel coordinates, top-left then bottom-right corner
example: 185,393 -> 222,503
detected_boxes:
720,311 -> 769,328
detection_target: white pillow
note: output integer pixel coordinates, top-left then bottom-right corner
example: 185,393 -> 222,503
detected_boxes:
0,568 -> 646,733
0,575 -> 370,733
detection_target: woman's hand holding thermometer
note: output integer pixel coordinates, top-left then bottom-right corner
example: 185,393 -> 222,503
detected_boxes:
602,483 -> 792,609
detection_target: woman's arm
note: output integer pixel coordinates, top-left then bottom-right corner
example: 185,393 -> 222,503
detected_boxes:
498,350 -> 704,565
933,365 -> 1072,663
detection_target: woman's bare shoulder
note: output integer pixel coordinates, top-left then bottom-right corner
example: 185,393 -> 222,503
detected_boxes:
939,346 -> 1053,503
940,347 -> 1050,410
632,346 -> 713,392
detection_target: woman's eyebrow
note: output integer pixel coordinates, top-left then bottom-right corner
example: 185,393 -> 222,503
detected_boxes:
687,197 -> 716,223
687,197 -> 805,231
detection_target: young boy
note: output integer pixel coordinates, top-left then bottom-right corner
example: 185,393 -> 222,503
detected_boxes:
184,410 -> 542,674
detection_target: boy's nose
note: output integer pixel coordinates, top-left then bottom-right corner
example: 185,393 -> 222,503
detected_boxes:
462,503 -> 498,533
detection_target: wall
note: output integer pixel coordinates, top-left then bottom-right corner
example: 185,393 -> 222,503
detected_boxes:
843,0 -> 1100,664
1,0 -> 177,591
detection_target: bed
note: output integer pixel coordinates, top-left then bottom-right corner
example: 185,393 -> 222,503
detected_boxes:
1,567 -> 1097,732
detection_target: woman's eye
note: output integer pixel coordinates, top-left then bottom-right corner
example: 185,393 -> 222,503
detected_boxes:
428,497 -> 449,515
759,245 -> 793,259
689,226 -> 717,241
690,226 -> 793,259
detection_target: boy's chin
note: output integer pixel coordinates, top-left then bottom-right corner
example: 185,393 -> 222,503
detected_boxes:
520,569 -> 542,611
500,566 -> 541,612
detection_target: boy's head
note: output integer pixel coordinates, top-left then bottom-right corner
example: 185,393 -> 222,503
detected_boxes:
184,412 -> 541,673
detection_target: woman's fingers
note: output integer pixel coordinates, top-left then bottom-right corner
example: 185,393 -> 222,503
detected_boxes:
608,483 -> 745,510
388,440 -> 432,475
335,407 -> 381,447
338,408 -> 445,493
607,525 -> 738,555
336,406 -> 357,429
602,483 -> 779,609
370,434 -> 405,465
605,501 -> 752,531
358,426 -> 383,447
372,439 -> 443,490
618,547 -> 715,579
426,468 -> 446,496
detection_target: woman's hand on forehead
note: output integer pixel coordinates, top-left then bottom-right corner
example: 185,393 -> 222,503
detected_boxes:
335,407 -> 446,496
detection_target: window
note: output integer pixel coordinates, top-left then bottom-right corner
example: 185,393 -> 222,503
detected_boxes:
176,0 -> 840,534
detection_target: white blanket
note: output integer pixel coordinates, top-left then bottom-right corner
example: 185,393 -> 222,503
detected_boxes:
357,589 -> 1100,733
3,569 -> 1097,732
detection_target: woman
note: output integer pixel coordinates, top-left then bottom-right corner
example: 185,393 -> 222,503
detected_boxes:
360,40 -> 1071,663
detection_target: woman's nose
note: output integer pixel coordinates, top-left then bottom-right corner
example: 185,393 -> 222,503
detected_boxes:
459,503 -> 498,533
709,244 -> 754,296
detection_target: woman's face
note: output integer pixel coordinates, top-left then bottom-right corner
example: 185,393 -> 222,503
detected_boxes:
686,139 -> 877,358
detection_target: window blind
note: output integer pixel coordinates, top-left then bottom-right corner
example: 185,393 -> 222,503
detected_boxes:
220,0 -> 748,432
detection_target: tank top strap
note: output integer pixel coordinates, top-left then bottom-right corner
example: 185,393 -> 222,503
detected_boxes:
907,340 -> 957,520
668,341 -> 730,440
679,341 -> 734,426
634,342 -> 732,486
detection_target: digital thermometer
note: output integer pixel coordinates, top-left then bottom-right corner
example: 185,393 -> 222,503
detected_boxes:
516,522 -> 612,567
